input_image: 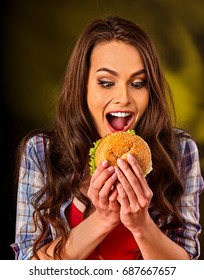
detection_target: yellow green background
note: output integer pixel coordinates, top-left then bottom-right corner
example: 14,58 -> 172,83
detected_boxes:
1,0 -> 204,259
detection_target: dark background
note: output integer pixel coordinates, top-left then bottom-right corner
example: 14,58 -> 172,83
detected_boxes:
1,0 -> 204,260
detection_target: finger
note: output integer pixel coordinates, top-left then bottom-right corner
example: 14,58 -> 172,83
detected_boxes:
89,164 -> 114,192
108,187 -> 119,211
115,166 -> 137,202
98,172 -> 118,208
88,165 -> 116,206
115,167 -> 142,212
127,154 -> 153,201
94,165 -> 115,190
91,160 -> 109,183
116,160 -> 150,209
116,182 -> 133,214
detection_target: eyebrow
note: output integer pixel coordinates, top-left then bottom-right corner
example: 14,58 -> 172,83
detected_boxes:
96,67 -> 146,78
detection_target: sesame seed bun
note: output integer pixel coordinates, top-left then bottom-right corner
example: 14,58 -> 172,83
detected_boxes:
95,131 -> 152,176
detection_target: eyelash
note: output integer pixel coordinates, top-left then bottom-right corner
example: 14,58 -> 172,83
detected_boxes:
97,80 -> 147,89
97,80 -> 114,88
131,81 -> 147,89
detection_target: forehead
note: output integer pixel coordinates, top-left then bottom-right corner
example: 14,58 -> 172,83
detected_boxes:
90,40 -> 144,70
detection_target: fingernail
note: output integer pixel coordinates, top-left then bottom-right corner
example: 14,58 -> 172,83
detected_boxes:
108,166 -> 114,172
111,172 -> 117,179
115,166 -> 121,174
102,160 -> 108,167
117,158 -> 124,165
127,154 -> 135,160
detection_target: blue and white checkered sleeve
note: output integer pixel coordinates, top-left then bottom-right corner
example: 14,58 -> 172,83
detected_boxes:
11,135 -> 49,260
167,137 -> 204,259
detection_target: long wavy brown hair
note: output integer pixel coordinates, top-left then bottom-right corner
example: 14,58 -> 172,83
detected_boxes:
16,15 -> 186,259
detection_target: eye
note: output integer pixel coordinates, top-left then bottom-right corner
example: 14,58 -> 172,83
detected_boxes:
131,80 -> 147,89
97,80 -> 115,89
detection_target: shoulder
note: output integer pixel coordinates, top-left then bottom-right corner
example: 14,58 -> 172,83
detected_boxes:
23,133 -> 50,167
174,128 -> 199,157
26,133 -> 50,152
174,129 -> 204,192
17,133 -> 51,190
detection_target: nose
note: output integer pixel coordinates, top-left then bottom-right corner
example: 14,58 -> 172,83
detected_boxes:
115,84 -> 131,106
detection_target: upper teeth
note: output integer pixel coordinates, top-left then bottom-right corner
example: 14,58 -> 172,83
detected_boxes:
110,112 -> 131,117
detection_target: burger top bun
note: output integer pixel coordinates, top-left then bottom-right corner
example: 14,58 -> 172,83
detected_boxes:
89,130 -> 152,177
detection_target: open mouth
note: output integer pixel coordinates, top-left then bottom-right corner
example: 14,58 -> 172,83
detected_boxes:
106,111 -> 134,132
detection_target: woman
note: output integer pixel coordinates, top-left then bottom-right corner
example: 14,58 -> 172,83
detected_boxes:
11,15 -> 203,260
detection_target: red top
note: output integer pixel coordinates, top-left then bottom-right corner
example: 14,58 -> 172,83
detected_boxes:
65,201 -> 140,260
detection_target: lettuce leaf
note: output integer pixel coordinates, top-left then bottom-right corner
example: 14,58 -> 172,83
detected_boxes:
129,129 -> 136,135
89,139 -> 101,175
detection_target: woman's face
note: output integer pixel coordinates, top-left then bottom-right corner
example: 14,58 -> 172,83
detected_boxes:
87,40 -> 149,138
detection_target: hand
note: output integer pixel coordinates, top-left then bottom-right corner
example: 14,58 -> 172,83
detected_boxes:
87,160 -> 120,226
115,154 -> 153,232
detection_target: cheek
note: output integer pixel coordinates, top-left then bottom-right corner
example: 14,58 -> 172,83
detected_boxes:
88,90 -> 109,112
142,90 -> 150,108
135,91 -> 149,113
88,95 -> 102,116
141,98 -> 149,113
87,93 -> 106,125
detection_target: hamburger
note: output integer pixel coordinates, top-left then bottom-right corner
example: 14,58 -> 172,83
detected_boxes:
89,130 -> 152,176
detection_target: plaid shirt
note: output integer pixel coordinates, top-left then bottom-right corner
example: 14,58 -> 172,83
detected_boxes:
11,133 -> 204,260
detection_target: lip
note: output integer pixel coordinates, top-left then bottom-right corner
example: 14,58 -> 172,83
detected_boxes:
106,110 -> 135,132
